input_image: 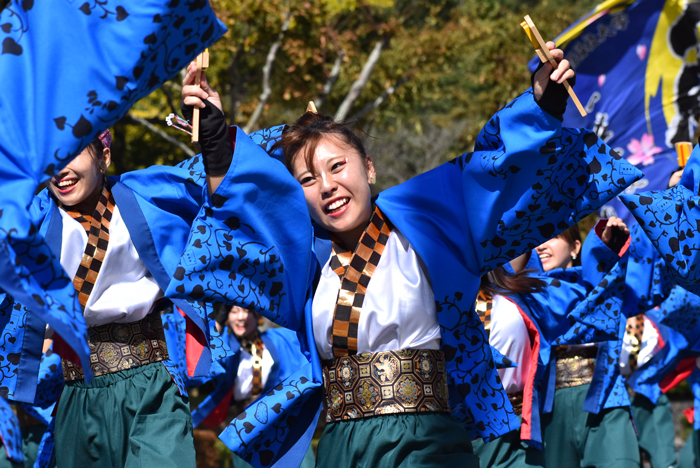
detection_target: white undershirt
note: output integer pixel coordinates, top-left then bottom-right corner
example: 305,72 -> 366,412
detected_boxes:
489,294 -> 532,393
233,347 -> 274,401
312,229 -> 441,361
619,316 -> 661,377
58,205 -> 164,326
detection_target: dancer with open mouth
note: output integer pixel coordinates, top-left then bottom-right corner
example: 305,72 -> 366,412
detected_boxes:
184,42 -> 644,467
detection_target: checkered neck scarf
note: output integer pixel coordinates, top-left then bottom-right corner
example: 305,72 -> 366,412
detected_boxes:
475,290 -> 493,339
61,184 -> 115,307
239,333 -> 265,396
329,206 -> 392,357
625,315 -> 645,372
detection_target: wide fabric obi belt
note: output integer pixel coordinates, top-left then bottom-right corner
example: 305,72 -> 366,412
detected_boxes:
553,346 -> 597,390
61,312 -> 169,382
321,348 -> 451,423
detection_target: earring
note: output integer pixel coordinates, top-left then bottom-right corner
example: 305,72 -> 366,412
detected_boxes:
571,253 -> 578,260
369,174 -> 376,185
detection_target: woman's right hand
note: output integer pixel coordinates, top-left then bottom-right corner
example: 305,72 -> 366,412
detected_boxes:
181,60 -> 224,118
668,168 -> 684,188
601,216 -> 630,254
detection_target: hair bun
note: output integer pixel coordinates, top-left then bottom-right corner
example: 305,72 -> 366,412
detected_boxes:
294,111 -> 334,128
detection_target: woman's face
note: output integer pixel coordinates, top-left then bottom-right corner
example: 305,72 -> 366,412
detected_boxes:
536,236 -> 581,272
49,146 -> 110,211
228,306 -> 259,340
291,136 -> 375,242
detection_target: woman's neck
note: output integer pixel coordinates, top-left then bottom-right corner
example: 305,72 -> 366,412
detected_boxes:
70,180 -> 104,215
334,224 -> 367,252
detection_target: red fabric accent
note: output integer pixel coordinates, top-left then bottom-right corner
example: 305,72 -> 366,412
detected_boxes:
201,388 -> 234,429
502,296 -> 540,441
660,357 -> 696,393
177,307 -> 207,377
594,219 -> 631,257
52,333 -> 82,366
684,407 -> 695,425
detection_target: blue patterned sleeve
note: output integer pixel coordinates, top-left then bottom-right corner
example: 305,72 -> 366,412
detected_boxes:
381,90 -> 642,277
0,396 -> 22,463
621,223 -> 675,317
464,90 -> 641,274
620,145 -> 700,295
161,128 -> 314,332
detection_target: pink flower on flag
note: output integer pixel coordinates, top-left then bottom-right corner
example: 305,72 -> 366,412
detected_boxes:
626,133 -> 662,166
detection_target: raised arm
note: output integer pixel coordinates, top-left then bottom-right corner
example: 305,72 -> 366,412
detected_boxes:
378,50 -> 641,277
181,61 -> 232,194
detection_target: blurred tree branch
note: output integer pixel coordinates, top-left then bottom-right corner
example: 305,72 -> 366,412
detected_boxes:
243,12 -> 292,133
349,74 -> 410,121
335,35 -> 391,122
316,49 -> 346,110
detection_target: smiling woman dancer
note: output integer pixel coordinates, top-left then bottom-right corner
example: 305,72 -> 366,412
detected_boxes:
183,43 -> 642,468
529,219 -> 646,468
0,62 -> 308,466
472,216 -> 633,468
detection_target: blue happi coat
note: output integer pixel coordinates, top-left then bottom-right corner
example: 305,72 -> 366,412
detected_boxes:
628,286 -> 700,410
524,221 -> 672,416
189,90 -> 643,468
0,345 -> 63,468
190,326 -> 310,429
493,220 -> 633,446
0,128 -> 313,408
620,144 -> 700,295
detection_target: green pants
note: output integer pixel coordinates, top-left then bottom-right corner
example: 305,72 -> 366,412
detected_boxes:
471,422 -> 545,468
233,444 -> 316,468
680,430 -> 700,468
631,393 -> 678,468
55,362 -> 195,468
316,413 -> 477,467
542,384 -> 639,468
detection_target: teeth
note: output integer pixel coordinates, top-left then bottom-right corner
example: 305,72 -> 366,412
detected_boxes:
58,179 -> 77,188
327,198 -> 348,211
539,254 -> 551,259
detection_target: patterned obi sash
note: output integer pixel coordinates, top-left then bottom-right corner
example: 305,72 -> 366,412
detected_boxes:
61,312 -> 169,382
554,346 -> 597,390
321,349 -> 450,423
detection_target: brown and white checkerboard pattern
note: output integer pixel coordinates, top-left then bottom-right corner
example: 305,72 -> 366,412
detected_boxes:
251,336 -> 264,395
330,207 -> 392,357
475,290 -> 493,339
65,185 -> 115,307
625,314 -> 645,372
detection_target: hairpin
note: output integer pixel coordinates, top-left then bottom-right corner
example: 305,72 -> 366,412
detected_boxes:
97,129 -> 112,148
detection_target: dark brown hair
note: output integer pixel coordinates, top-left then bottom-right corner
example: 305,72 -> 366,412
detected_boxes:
480,265 -> 546,297
271,111 -> 368,175
557,224 -> 582,267
85,137 -> 104,159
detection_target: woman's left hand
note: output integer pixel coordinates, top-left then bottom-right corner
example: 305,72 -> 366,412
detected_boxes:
182,60 -> 223,115
601,216 -> 630,253
533,42 -> 575,102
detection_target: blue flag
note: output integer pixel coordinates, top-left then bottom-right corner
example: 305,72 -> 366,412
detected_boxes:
531,0 -> 699,223
0,0 -> 225,376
